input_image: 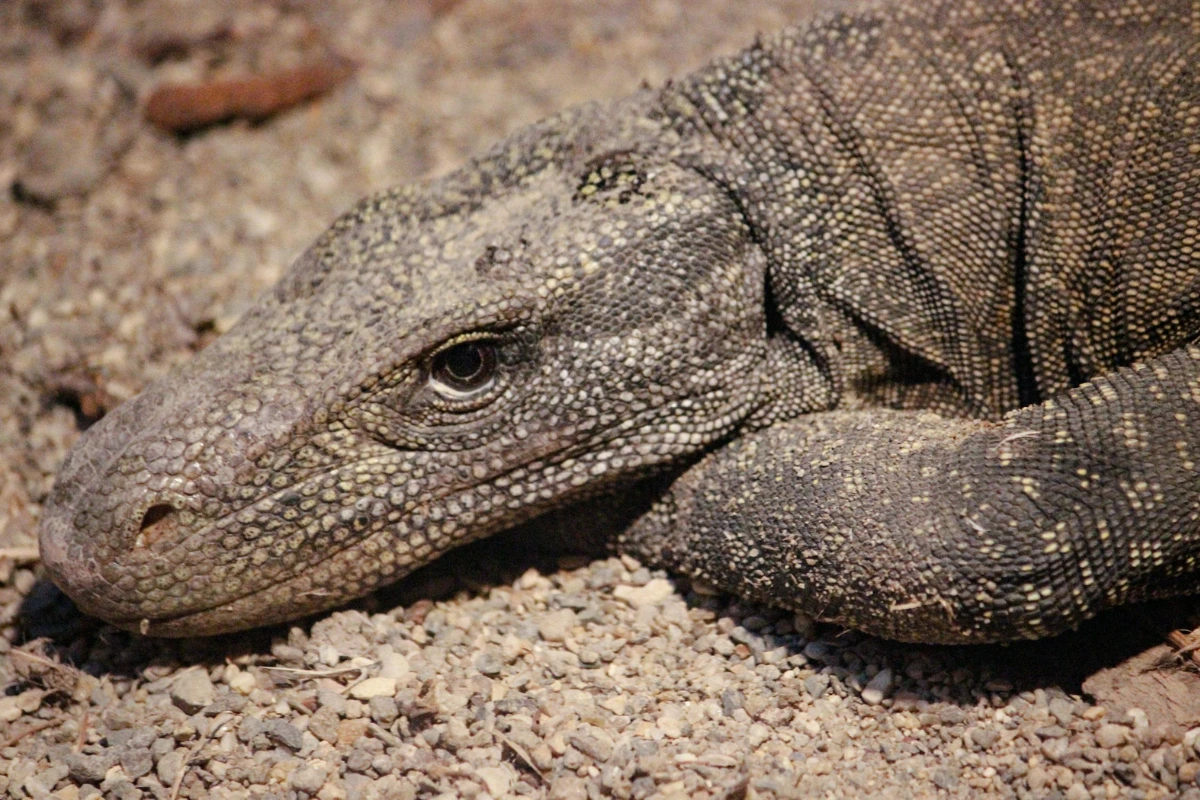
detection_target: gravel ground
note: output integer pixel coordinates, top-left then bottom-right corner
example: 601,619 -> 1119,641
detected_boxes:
5,1 -> 1200,798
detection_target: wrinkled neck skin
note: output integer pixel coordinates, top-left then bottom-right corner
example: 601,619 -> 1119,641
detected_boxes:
38,85 -> 838,637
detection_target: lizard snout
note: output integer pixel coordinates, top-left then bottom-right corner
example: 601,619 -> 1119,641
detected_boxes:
37,476 -> 142,628
38,448 -> 198,630
34,368 -> 289,632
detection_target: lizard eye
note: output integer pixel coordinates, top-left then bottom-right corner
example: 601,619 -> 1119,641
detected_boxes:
430,340 -> 498,397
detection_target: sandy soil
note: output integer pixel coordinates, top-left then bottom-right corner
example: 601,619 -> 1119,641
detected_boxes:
4,1 -> 1200,798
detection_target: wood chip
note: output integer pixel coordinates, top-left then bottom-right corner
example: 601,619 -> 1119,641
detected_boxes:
145,57 -> 357,133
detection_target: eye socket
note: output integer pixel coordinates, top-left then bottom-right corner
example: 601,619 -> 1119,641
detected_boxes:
430,340 -> 498,397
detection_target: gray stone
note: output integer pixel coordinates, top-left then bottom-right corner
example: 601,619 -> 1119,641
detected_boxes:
17,120 -> 111,204
931,766 -> 959,790
23,764 -> 69,799
237,715 -> 265,744
263,718 -> 305,751
104,780 -> 142,800
474,649 -> 504,676
1049,697 -> 1076,726
861,668 -> 893,705
538,609 -> 577,642
721,688 -> 745,715
346,747 -> 375,773
171,669 -> 215,713
568,726 -> 614,762
369,695 -> 399,725
938,706 -> 966,725
156,749 -> 187,786
317,689 -> 348,716
119,746 -> 154,779
65,751 -> 117,784
804,674 -> 831,700
309,706 -> 341,743
970,727 -> 1001,749
290,765 -> 328,795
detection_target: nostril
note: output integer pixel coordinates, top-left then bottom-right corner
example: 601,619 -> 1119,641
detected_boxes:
135,503 -> 178,549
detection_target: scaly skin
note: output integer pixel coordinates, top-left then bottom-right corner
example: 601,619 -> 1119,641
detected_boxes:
40,0 -> 1200,641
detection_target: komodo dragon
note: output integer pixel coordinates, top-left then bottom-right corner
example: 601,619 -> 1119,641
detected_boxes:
37,0 -> 1200,643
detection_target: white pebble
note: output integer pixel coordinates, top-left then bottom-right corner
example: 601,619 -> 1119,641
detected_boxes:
613,578 -> 674,607
476,765 -> 513,797
538,609 -> 576,642
861,668 -> 894,705
657,716 -> 684,738
229,671 -> 257,696
379,652 -> 411,681
350,677 -> 397,700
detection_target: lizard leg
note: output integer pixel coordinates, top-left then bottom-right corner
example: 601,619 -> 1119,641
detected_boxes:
620,347 -> 1200,644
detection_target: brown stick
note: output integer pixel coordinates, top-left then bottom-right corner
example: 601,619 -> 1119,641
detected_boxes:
145,57 -> 356,133
169,712 -> 234,800
0,718 -> 62,749
1166,629 -> 1200,668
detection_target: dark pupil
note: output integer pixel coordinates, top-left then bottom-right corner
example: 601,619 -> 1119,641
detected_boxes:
443,343 -> 484,382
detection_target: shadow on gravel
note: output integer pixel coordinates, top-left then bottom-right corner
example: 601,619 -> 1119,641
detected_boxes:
15,526 -> 588,679
19,521 -> 1200,728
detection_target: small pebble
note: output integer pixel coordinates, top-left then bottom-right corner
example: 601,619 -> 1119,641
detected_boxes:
969,728 -> 1000,749
263,719 -> 305,751
119,748 -> 153,780
601,695 -> 628,714
1065,783 -> 1090,800
156,750 -> 186,786
229,671 -> 258,696
337,718 -> 370,747
938,707 -> 966,725
476,766 -> 513,797
23,765 -> 69,798
1096,723 -> 1128,748
290,765 -> 327,795
65,752 -> 115,784
861,668 -> 893,705
15,689 -> 44,714
0,696 -> 21,723
803,641 -> 838,665
474,650 -> 504,675
309,707 -> 341,743
538,609 -> 577,642
657,716 -> 685,738
804,674 -> 831,700
350,677 -> 397,700
171,670 -> 215,713
792,612 -> 817,640
368,696 -> 399,725
612,578 -> 674,607
379,652 -> 410,681
568,727 -> 614,762
1048,697 -> 1076,725
931,766 -> 959,790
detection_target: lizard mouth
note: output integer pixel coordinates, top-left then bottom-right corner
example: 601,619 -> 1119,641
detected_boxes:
39,412 -> 667,635
39,452 -> 488,635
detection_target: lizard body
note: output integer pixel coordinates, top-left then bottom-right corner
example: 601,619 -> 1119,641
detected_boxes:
39,0 -> 1200,642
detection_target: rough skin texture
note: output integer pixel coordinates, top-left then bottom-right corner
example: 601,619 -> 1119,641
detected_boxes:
39,0 -> 1200,642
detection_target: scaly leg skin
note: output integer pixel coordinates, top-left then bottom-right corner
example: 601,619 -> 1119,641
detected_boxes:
621,347 -> 1200,644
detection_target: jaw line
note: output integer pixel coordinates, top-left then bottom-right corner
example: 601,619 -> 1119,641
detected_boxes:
106,437 -> 613,630
104,389 -> 744,633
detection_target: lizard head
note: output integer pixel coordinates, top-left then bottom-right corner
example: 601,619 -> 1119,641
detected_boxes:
39,95 -> 787,635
